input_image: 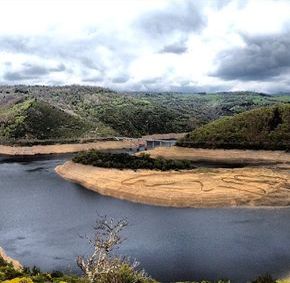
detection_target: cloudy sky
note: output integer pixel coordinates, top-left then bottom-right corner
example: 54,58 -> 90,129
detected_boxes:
1,0 -> 290,93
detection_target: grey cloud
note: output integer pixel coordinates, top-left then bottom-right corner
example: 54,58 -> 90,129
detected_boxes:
212,32 -> 290,81
159,41 -> 187,54
3,63 -> 66,81
82,76 -> 104,83
140,77 -> 163,85
137,1 -> 206,37
0,32 -> 136,85
111,75 -> 129,84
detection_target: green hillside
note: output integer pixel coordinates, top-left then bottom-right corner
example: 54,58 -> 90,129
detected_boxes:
0,86 -> 290,141
0,98 -> 115,143
177,104 -> 290,150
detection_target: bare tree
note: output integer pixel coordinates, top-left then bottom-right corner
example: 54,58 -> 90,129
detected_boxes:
77,215 -> 143,283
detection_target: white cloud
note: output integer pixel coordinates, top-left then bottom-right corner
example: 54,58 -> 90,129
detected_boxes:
0,0 -> 290,92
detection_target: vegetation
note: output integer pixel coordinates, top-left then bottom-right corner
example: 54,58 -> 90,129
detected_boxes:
177,104 -> 290,150
1,85 -> 289,142
0,215 -> 156,283
73,150 -> 196,170
77,215 -> 156,283
0,256 -> 88,282
0,98 -> 114,143
0,230 -> 287,283
252,274 -> 276,283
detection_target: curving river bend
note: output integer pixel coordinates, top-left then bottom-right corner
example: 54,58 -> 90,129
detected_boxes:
1,154 -> 290,282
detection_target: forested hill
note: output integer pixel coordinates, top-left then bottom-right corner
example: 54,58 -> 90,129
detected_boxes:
177,104 -> 290,150
0,85 -> 289,142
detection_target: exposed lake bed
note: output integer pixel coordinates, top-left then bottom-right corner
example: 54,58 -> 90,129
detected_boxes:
1,153 -> 290,282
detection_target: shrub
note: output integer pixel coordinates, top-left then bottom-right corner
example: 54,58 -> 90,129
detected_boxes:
3,277 -> 33,283
252,273 -> 276,283
73,150 -> 196,171
77,215 -> 156,283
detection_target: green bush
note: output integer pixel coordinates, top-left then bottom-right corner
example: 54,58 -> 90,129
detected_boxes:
252,273 -> 276,283
73,150 -> 196,171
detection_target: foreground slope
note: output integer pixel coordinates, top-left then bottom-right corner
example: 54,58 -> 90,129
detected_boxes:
177,104 -> 290,150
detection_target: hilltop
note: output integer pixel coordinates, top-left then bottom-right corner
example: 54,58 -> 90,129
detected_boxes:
0,85 -> 289,143
0,98 -> 115,143
177,104 -> 290,150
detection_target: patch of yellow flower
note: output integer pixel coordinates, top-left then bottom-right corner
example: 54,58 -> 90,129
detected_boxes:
3,277 -> 33,283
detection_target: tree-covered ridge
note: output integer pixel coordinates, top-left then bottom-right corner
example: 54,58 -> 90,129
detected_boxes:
0,85 -> 290,140
177,104 -> 290,150
0,98 -> 115,142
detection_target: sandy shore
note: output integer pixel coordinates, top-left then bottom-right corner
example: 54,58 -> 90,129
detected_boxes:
141,146 -> 290,165
0,247 -> 22,270
0,140 -> 138,156
56,161 -> 290,208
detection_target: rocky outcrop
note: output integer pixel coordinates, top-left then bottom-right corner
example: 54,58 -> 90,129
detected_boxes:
0,247 -> 22,270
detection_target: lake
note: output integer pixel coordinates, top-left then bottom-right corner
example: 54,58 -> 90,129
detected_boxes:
1,154 -> 290,282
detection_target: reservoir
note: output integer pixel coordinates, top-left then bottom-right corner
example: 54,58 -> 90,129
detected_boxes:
1,155 -> 290,282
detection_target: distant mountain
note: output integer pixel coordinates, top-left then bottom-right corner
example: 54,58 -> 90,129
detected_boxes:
0,85 -> 289,143
177,104 -> 290,150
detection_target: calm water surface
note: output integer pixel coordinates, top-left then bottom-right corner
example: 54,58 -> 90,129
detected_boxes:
1,155 -> 290,282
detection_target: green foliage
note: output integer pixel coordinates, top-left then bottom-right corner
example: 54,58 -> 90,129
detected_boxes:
0,256 -> 89,283
1,86 -> 289,141
99,263 -> 156,283
0,255 -> 282,282
0,98 -> 99,142
0,254 -> 154,283
252,273 -> 276,283
73,150 -> 196,171
177,104 -> 290,150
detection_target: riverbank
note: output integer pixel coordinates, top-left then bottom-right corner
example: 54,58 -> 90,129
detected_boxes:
55,161 -> 290,208
141,146 -> 290,166
0,140 -> 138,156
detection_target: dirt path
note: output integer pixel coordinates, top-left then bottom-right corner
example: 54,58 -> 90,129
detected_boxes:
0,140 -> 138,156
55,161 -> 290,208
142,146 -> 290,165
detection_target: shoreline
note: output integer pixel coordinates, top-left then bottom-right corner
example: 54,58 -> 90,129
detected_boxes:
0,140 -> 138,156
55,161 -> 290,208
141,146 -> 290,165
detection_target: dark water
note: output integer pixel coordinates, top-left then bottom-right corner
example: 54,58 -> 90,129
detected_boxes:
1,155 -> 290,282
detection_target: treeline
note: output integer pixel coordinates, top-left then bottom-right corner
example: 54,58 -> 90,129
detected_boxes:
73,150 -> 196,171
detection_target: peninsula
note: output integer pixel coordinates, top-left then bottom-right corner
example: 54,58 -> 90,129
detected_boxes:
56,160 -> 290,208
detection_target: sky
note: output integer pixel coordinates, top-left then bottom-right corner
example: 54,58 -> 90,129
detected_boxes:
0,0 -> 290,93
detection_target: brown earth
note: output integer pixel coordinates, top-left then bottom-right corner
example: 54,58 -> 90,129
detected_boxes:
55,161 -> 290,208
0,247 -> 22,270
141,146 -> 290,165
0,140 -> 138,156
